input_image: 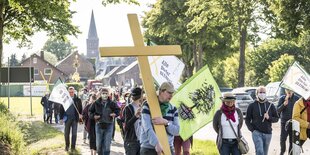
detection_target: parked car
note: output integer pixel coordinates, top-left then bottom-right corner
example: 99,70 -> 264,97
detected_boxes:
232,87 -> 257,100
233,92 -> 254,115
266,81 -> 285,105
219,87 -> 233,93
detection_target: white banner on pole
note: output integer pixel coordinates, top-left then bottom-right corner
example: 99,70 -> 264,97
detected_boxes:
148,56 -> 185,89
49,83 -> 73,111
282,62 -> 310,99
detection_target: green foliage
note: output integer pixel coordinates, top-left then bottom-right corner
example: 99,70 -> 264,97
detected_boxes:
43,51 -> 57,65
297,30 -> 310,72
0,102 -> 25,155
143,0 -> 236,79
2,0 -> 79,45
248,39 -> 301,85
0,0 -> 80,67
9,54 -> 19,66
268,0 -> 310,38
267,54 -> 295,82
66,82 -> 83,92
212,50 -> 256,87
101,0 -> 139,6
42,38 -> 76,60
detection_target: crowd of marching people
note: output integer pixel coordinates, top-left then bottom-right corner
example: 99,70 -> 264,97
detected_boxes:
213,86 -> 310,155
41,83 -> 310,155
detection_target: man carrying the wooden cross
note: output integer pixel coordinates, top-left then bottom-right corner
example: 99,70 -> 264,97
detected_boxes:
140,82 -> 180,155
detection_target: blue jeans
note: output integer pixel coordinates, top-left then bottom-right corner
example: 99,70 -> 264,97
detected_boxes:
220,139 -> 240,155
96,123 -> 113,155
252,130 -> 272,155
64,118 -> 78,149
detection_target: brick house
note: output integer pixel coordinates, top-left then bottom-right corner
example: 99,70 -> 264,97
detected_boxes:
20,52 -> 67,83
56,51 -> 95,82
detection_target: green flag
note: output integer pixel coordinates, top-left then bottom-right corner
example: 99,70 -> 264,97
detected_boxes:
170,65 -> 222,140
54,77 -> 63,87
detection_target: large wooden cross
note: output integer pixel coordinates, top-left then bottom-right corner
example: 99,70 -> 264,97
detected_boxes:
100,14 -> 181,155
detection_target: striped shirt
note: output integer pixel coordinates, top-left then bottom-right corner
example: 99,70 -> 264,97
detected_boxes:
140,102 -> 180,149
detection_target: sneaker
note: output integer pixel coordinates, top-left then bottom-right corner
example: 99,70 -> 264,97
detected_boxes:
65,147 -> 69,151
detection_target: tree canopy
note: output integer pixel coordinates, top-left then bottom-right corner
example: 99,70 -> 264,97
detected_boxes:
0,0 -> 80,66
42,38 -> 76,60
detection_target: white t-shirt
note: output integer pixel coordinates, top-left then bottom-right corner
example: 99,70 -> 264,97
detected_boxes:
221,111 -> 239,139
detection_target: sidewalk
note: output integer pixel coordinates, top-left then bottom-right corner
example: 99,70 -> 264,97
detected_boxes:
53,123 -> 125,155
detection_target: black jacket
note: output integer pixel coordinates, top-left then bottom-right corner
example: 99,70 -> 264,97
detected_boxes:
124,104 -> 139,143
277,94 -> 299,123
59,95 -> 83,122
245,100 -> 279,134
89,98 -> 119,124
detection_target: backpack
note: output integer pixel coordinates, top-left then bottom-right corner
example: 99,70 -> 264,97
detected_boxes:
116,103 -> 134,139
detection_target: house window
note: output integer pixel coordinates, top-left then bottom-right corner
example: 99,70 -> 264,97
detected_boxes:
44,68 -> 52,75
34,69 -> 39,75
33,57 -> 37,64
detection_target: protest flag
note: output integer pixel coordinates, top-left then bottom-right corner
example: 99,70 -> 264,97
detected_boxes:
281,62 -> 310,99
49,83 -> 73,111
170,64 -> 222,140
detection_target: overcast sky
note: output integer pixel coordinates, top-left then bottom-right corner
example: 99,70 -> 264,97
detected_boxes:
3,0 -> 155,61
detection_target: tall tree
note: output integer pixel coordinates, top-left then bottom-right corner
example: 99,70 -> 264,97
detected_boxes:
0,0 -> 80,67
219,0 -> 259,87
42,38 -> 76,60
9,53 -> 18,66
43,51 -> 58,66
248,39 -> 301,85
268,0 -> 310,38
143,0 -> 235,80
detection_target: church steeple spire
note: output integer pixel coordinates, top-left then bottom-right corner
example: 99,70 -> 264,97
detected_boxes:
86,10 -> 99,58
88,10 -> 98,39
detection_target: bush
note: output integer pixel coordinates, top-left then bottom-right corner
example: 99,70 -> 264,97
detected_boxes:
0,102 -> 25,155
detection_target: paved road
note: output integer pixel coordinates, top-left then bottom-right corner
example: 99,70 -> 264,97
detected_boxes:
53,123 -> 125,155
194,121 -> 310,155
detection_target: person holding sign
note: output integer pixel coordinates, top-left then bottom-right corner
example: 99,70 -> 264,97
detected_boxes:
292,97 -> 310,147
59,86 -> 83,152
245,86 -> 279,155
140,82 -> 180,155
277,89 -> 299,155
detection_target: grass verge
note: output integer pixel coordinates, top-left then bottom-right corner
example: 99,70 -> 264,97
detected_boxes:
192,139 -> 219,155
0,102 -> 25,155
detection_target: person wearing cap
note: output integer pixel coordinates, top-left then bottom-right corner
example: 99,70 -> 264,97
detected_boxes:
277,89 -> 299,155
140,82 -> 180,155
213,92 -> 244,155
89,87 -> 120,155
123,87 -> 144,155
245,86 -> 279,155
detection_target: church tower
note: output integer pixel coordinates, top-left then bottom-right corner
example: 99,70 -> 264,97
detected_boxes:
86,10 -> 99,58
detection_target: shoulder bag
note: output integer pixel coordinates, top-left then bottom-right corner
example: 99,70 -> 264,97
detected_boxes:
228,119 -> 249,154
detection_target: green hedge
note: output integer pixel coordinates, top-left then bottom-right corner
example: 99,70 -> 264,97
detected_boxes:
0,102 -> 25,155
